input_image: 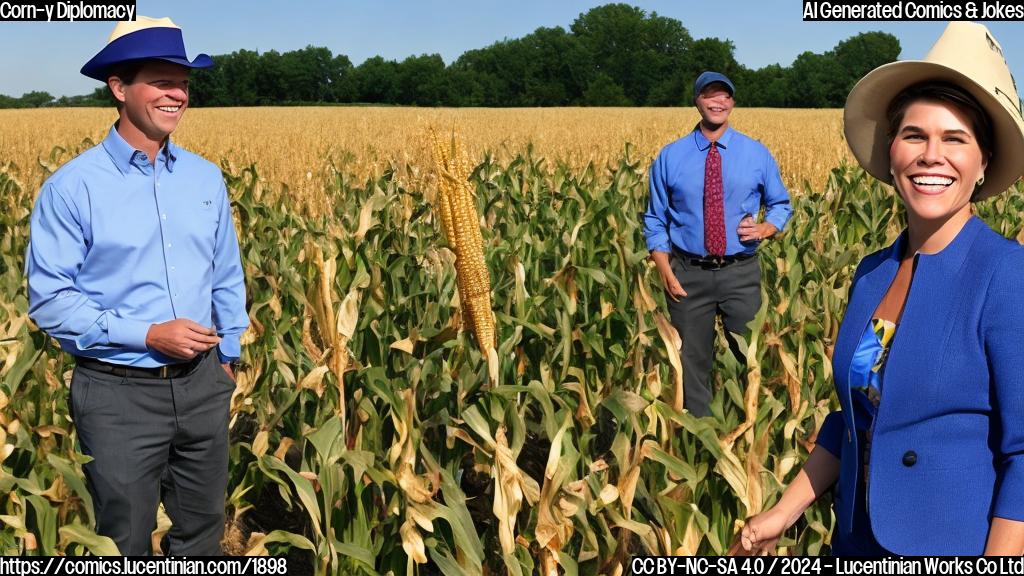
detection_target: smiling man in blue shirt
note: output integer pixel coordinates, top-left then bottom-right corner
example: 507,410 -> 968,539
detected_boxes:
26,17 -> 247,555
645,72 -> 791,418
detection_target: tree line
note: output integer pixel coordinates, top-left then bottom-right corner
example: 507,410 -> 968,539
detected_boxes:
1,4 -> 899,109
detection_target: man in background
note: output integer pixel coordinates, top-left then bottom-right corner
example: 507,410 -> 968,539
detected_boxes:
644,71 -> 791,418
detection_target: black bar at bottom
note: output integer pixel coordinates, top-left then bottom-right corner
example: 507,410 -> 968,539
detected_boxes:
629,556 -> 1024,576
0,556 -> 289,576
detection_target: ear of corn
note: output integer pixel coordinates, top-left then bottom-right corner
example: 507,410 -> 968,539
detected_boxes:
429,128 -> 496,354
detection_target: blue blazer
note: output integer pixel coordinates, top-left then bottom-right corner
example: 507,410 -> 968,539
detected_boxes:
820,216 -> 1024,554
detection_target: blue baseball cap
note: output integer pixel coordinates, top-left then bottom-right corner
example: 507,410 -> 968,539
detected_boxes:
694,71 -> 735,97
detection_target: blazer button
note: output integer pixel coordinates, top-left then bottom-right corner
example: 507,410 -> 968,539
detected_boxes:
902,451 -> 917,467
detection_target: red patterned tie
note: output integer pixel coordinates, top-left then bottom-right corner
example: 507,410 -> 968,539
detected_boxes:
704,142 -> 726,257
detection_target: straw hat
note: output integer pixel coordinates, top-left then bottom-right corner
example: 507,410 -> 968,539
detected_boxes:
81,16 -> 213,82
844,21 -> 1024,200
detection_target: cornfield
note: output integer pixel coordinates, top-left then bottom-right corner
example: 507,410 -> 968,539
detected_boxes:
1,107 -> 1023,574
0,107 -> 848,216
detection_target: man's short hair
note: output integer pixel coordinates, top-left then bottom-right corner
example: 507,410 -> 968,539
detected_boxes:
106,60 -> 152,110
108,60 -> 146,85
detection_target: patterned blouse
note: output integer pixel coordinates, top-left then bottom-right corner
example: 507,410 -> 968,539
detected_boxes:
849,318 -> 897,487
826,317 -> 897,555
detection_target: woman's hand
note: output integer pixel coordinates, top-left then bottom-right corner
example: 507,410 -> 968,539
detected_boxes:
727,445 -> 841,556
728,508 -> 789,556
650,251 -> 687,301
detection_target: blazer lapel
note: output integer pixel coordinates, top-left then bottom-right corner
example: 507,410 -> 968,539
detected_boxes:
833,234 -> 903,429
874,216 -> 983,433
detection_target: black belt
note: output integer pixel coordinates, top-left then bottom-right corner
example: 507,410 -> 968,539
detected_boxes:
674,249 -> 755,270
75,350 -> 209,379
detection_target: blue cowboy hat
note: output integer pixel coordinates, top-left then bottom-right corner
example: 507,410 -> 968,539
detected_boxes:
81,16 -> 213,82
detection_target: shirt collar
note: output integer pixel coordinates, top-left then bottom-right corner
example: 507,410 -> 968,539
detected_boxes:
101,124 -> 178,174
692,124 -> 735,151
163,139 -> 178,172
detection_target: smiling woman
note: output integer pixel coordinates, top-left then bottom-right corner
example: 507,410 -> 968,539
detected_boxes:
887,86 -> 990,248
733,21 -> 1024,556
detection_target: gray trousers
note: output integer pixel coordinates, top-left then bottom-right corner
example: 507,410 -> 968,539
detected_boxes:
69,351 -> 233,555
666,253 -> 761,418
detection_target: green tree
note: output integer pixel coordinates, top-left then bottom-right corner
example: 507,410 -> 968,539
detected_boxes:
29,6 -> 901,109
394,54 -> 447,106
281,46 -> 338,103
328,54 -> 357,103
833,31 -> 901,93
571,3 -> 692,106
18,91 -> 55,108
353,56 -> 400,103
219,50 -> 264,106
788,51 -> 847,107
518,27 -> 591,105
450,42 -> 518,106
737,64 -> 790,107
256,50 -> 289,105
583,72 -> 632,106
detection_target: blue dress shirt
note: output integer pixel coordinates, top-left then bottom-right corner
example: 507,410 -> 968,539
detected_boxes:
644,126 -> 792,256
26,126 -> 248,367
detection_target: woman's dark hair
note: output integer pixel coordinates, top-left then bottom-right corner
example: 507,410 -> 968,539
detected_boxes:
886,81 -> 994,200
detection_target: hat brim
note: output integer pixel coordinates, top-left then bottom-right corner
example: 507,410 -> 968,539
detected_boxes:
81,53 -> 213,82
844,60 -> 1024,200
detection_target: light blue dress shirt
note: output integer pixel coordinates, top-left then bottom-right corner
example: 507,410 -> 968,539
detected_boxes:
26,126 -> 248,367
644,126 -> 792,256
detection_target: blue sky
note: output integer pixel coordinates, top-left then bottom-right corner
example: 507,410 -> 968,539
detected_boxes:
2,0 -> 1024,100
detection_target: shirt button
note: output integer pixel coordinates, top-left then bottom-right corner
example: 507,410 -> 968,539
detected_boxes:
166,243 -> 172,248
162,214 -> 167,220
170,266 -> 176,271
902,451 -> 917,467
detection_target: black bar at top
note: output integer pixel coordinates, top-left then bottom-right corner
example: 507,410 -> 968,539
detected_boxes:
0,1 -> 137,22
803,0 -> 1024,21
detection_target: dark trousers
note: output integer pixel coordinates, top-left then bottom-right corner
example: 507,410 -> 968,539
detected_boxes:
666,253 -> 761,418
69,351 -> 233,555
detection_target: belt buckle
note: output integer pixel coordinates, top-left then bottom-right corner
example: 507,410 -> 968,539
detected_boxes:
706,256 -> 724,270
159,365 -> 169,379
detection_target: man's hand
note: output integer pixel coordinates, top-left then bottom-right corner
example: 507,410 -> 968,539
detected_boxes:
650,251 -> 687,302
145,319 -> 220,360
222,363 -> 236,382
738,217 -> 778,243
